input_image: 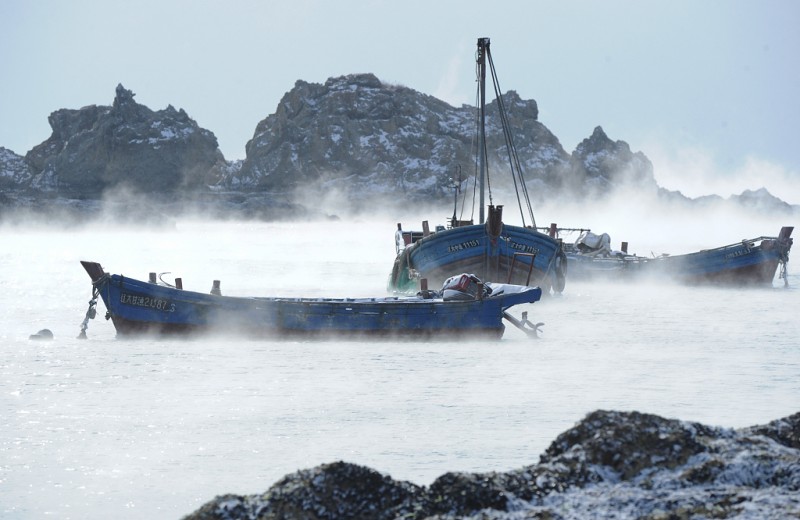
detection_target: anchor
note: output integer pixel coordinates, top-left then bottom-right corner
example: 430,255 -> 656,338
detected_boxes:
503,310 -> 543,338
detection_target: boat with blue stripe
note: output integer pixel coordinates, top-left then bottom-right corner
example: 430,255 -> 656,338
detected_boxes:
388,38 -> 564,295
79,262 -> 544,339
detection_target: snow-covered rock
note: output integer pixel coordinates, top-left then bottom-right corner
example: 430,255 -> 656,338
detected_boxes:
183,410 -> 800,519
23,84 -> 226,197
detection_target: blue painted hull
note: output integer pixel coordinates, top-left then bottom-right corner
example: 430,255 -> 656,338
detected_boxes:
565,253 -> 647,280
564,227 -> 793,286
390,223 -> 563,293
82,262 -> 542,339
649,235 -> 791,285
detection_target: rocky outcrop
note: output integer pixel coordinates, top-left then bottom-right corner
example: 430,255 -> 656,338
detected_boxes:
229,74 -> 571,201
183,410 -> 800,519
570,126 -> 657,195
24,84 -> 226,197
186,462 -> 427,520
0,147 -> 32,189
1,79 -> 796,219
730,188 -> 797,215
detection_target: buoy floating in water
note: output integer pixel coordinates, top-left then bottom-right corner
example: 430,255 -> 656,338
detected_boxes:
29,329 -> 54,341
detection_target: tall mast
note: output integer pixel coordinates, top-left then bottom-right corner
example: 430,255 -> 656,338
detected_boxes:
477,37 -> 489,225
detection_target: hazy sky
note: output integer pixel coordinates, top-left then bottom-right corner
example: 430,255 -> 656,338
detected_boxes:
2,0 -> 799,203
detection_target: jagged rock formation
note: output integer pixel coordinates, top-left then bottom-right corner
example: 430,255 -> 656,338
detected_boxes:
0,147 -> 33,212
729,188 -> 796,214
570,126 -> 657,194
183,410 -> 800,520
1,79 -> 796,219
23,84 -> 226,197
226,73 -> 572,202
0,147 -> 32,188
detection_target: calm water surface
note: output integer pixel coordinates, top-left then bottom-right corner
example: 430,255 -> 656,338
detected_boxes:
2,219 -> 798,519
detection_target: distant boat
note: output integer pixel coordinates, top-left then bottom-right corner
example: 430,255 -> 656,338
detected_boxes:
79,261 -> 544,339
553,227 -> 650,280
647,226 -> 794,285
388,37 -> 564,295
552,226 -> 794,286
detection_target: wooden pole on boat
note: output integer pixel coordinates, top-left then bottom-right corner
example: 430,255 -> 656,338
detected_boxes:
621,242 -> 628,253
175,277 -> 183,290
477,37 -> 488,225
549,223 -> 557,238
420,279 -> 428,291
422,221 -> 430,237
211,280 -> 221,295
149,272 -> 157,284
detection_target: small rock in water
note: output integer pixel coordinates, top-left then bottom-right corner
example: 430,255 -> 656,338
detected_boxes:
29,329 -> 54,341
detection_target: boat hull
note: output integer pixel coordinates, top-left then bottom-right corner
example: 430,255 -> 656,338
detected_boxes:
390,224 -> 563,293
564,227 -> 793,286
82,262 -> 542,339
649,235 -> 791,285
565,253 -> 647,281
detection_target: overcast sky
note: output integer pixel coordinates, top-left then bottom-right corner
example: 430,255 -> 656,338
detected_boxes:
2,0 -> 798,203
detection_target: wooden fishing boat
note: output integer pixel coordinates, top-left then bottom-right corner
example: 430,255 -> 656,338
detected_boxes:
647,226 -> 793,285
388,38 -> 564,295
552,226 -> 793,286
553,227 -> 650,281
79,261 -> 544,339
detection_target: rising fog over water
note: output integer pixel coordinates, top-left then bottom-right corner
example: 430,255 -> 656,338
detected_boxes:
2,1 -> 799,515
1,192 -> 798,519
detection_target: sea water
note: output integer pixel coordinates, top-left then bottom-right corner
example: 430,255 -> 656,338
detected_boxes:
1,218 -> 798,519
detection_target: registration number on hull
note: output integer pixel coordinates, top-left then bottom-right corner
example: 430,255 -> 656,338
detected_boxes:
119,291 -> 176,313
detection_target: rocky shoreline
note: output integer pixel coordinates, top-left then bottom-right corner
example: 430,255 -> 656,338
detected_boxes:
182,410 -> 800,519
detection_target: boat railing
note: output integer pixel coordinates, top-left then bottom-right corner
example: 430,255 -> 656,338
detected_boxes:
691,235 -> 785,254
449,218 -> 474,229
507,252 -> 537,286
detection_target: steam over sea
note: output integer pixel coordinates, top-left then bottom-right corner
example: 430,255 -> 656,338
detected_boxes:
1,215 -> 798,519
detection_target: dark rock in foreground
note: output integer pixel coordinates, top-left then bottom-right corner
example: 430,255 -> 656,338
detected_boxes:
183,410 -> 800,520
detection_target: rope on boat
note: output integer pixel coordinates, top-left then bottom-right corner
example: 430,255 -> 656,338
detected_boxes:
779,259 -> 789,288
77,279 -> 102,339
158,272 -> 176,288
777,245 -> 790,288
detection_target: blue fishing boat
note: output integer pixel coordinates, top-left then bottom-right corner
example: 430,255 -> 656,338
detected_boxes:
554,227 -> 650,280
388,38 -> 565,295
79,262 -> 544,339
552,226 -> 793,286
647,226 -> 793,286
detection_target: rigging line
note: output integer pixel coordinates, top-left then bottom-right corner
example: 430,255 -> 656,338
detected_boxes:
488,50 -> 535,227
487,49 -> 537,229
453,164 -> 464,223
487,52 -> 524,216
484,131 -> 493,207
467,79 -> 482,222
492,80 -> 526,226
464,45 -> 484,223
459,162 -> 473,224
476,41 -> 494,210
487,51 -> 528,227
487,48 -> 534,216
463,81 -> 480,224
